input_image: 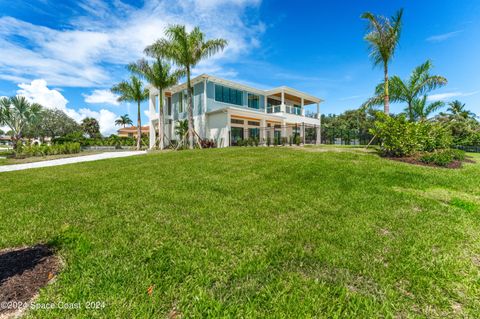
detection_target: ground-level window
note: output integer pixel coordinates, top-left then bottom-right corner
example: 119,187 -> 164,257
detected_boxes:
231,127 -> 244,145
128,133 -> 133,138
248,94 -> 260,109
215,84 -> 243,106
248,128 -> 260,139
248,121 -> 260,126
231,118 -> 244,125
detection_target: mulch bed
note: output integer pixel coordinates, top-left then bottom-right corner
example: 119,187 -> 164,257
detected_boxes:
387,156 -> 475,169
0,245 -> 60,317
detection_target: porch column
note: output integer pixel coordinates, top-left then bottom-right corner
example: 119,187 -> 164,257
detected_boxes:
316,102 -> 321,145
282,120 -> 287,139
301,98 -> 305,116
226,112 -> 231,148
260,118 -> 266,145
149,93 -> 156,149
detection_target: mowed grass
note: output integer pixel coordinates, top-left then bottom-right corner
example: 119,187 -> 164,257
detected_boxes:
1,147 -> 479,318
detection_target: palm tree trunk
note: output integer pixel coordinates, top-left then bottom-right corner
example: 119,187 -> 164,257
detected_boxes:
158,88 -> 165,150
136,100 -> 141,150
186,67 -> 194,149
384,62 -> 390,115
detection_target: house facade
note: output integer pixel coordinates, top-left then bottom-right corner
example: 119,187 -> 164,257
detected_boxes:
117,126 -> 150,138
148,74 -> 322,148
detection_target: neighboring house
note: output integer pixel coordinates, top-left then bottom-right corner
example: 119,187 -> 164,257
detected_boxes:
148,74 -> 323,148
0,135 -> 12,146
117,126 -> 150,138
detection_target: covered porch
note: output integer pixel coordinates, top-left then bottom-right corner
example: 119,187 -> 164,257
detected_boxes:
265,86 -> 322,118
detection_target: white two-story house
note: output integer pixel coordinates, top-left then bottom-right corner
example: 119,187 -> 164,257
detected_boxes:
148,74 -> 323,148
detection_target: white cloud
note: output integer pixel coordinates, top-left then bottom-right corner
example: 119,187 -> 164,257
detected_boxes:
83,89 -> 120,105
17,79 -> 119,135
17,79 -> 68,110
428,90 -> 480,102
0,0 -> 264,87
426,30 -> 462,43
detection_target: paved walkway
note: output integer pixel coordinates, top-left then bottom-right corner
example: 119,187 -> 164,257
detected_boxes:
0,151 -> 146,173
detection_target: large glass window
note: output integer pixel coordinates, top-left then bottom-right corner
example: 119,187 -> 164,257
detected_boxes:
248,128 -> 260,139
178,93 -> 183,113
231,127 -> 244,145
294,104 -> 301,115
215,84 -> 243,106
248,94 -> 260,109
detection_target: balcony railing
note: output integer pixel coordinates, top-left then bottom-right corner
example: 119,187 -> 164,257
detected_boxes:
266,104 -> 302,115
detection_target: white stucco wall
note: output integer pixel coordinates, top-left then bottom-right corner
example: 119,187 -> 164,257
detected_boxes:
207,112 -> 229,147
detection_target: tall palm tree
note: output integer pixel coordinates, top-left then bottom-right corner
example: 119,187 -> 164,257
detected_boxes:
128,58 -> 183,149
410,95 -> 444,121
361,9 -> 403,115
145,25 -> 227,149
0,96 -> 42,150
362,60 -> 448,121
446,100 -> 476,119
115,114 -> 133,128
111,76 -> 149,150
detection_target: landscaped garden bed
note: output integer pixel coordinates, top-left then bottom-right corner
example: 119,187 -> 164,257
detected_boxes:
0,245 -> 60,318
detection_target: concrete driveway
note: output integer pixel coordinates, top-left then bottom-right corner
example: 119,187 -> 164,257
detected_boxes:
0,151 -> 146,173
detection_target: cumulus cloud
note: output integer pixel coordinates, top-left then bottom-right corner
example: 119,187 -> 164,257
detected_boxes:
83,89 -> 120,105
0,0 -> 264,87
17,79 -> 118,135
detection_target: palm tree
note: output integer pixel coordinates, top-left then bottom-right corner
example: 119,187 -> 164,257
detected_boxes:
128,58 -> 183,149
410,95 -> 444,121
0,96 -> 42,150
362,60 -> 448,121
145,25 -> 227,149
446,100 -> 476,119
81,117 -> 101,138
115,114 -> 133,128
111,76 -> 149,150
361,9 -> 403,115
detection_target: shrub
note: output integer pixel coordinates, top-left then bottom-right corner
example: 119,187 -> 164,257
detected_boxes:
294,135 -> 301,146
418,122 -> 453,152
16,142 -> 81,158
200,139 -> 216,148
420,149 -> 465,167
371,114 -> 453,157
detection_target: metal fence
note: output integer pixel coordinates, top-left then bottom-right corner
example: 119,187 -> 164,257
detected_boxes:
453,145 -> 480,153
227,124 -> 377,146
228,123 -> 320,146
321,127 -> 375,146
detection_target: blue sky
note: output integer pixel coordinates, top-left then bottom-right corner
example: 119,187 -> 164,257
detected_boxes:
0,0 -> 479,134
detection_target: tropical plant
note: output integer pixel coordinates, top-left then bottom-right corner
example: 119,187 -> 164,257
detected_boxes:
0,96 -> 42,149
128,58 -> 182,149
111,76 -> 149,150
361,9 -> 403,114
363,60 -> 448,121
115,114 -> 133,128
446,100 -> 476,119
175,119 -> 189,140
145,25 -> 227,149
411,95 -> 445,121
81,117 -> 100,138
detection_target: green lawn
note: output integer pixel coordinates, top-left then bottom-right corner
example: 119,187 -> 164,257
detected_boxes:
1,147 -> 479,318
